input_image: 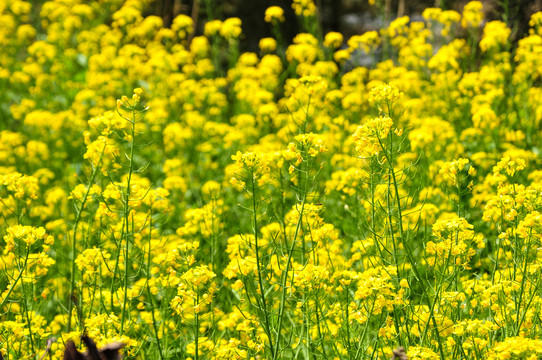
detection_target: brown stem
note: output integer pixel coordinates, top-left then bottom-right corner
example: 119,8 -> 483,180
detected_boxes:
188,0 -> 200,45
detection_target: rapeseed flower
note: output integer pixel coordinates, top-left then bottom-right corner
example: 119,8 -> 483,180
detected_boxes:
2,1 -> 542,359
264,6 -> 285,23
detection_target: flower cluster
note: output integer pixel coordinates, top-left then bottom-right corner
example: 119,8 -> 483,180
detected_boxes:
1,1 -> 542,359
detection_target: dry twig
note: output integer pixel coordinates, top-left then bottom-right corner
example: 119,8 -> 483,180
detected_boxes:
63,336 -> 124,360
391,346 -> 408,360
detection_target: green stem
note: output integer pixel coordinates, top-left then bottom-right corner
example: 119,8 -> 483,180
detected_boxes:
22,282 -> 35,356
0,247 -> 30,311
345,286 -> 351,359
274,159 -> 311,360
18,246 -> 34,355
250,173 -> 276,358
147,206 -> 164,359
314,292 -> 327,359
67,145 -> 105,332
515,232 -> 532,335
195,292 -> 199,360
120,109 -> 137,336
377,131 -> 445,357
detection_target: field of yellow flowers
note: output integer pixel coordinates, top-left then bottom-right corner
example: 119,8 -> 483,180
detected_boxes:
1,0 -> 542,359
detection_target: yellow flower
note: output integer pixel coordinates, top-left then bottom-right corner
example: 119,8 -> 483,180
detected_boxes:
292,0 -> 317,17
480,21 -> 511,52
172,14 -> 194,39
202,180 -> 221,200
220,17 -> 242,39
439,158 -> 472,185
0,173 -> 40,200
493,156 -> 526,177
462,1 -> 484,28
348,31 -> 380,53
265,6 -> 285,23
353,115 -> 394,157
407,346 -> 440,360
334,49 -> 351,63
324,31 -> 343,48
369,82 -> 404,103
530,11 -> 542,35
259,37 -> 277,52
3,225 -> 49,252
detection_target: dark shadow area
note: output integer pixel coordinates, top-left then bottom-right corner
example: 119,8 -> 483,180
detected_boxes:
128,0 -> 542,51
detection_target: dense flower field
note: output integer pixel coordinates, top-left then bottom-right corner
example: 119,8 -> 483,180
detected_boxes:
1,0 -> 542,359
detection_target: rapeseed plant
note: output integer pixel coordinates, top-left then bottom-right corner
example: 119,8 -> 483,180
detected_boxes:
1,0 -> 542,359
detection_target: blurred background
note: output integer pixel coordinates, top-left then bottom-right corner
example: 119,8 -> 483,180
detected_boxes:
148,0 -> 542,51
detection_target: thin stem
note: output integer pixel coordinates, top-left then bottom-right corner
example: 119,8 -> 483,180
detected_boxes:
147,205 -> 164,359
377,129 -> 445,357
195,292 -> 199,360
345,286 -> 351,359
250,172 -> 276,358
274,158 -> 311,360
120,109 -> 137,335
67,145 -> 105,332
0,248 -> 30,311
515,231 -> 532,335
314,292 -> 327,359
